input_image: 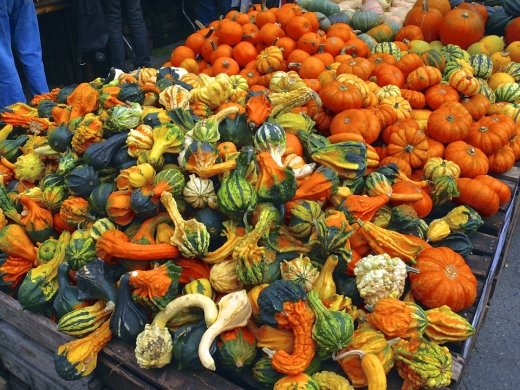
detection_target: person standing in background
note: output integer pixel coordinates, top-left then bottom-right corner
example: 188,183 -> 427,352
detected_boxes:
0,0 -> 49,108
196,0 -> 233,27
101,0 -> 151,73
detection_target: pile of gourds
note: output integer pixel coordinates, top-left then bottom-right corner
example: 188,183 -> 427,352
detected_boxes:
0,0 -> 519,388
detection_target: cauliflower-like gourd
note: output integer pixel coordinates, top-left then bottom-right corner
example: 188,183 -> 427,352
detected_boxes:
354,253 -> 408,306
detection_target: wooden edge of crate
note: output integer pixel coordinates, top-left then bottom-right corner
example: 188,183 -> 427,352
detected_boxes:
0,320 -> 100,390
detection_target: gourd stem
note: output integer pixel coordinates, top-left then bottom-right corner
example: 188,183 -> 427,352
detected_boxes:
332,349 -> 366,361
422,0 -> 429,12
406,266 -> 420,274
262,347 -> 276,359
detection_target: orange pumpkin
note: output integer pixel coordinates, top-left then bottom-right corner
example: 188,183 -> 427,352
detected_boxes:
427,102 -> 473,144
438,9 -> 485,50
401,89 -> 426,109
459,95 -> 490,121
376,64 -> 405,88
409,247 -> 477,312
487,145 -> 516,174
444,140 -> 489,178
464,115 -> 515,155
329,109 -> 381,144
475,174 -> 512,205
407,66 -> 442,91
396,53 -> 424,80
319,81 -> 364,113
425,84 -> 460,110
404,0 -> 443,42
386,128 -> 429,169
391,181 -> 433,218
337,58 -> 372,81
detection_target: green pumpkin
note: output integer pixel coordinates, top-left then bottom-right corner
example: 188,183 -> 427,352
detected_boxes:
48,122 -> 74,153
153,167 -> 185,197
356,33 -> 378,51
109,273 -> 149,343
494,82 -> 520,103
298,0 -> 340,15
130,187 -> 160,218
37,99 -> 57,118
371,42 -> 402,59
217,146 -> 258,220
366,24 -> 396,43
89,183 -> 116,216
476,78 -> 496,103
350,9 -> 381,32
89,218 -> 117,241
65,165 -> 100,199
316,12 -> 332,31
0,135 -> 28,163
173,320 -> 215,370
257,280 -> 306,328
421,50 -> 446,72
83,131 -> 129,170
289,200 -> 325,239
430,232 -> 473,259
168,107 -> 196,132
440,44 -> 464,63
65,229 -> 97,271
469,54 -> 493,79
307,290 -> 354,351
195,207 -> 225,246
75,258 -> 119,304
52,262 -> 86,320
37,238 -> 58,263
485,8 -> 511,36
217,327 -> 257,374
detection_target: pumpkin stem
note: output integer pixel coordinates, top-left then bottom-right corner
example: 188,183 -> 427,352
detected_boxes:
195,20 -> 206,30
332,349 -> 366,361
406,266 -> 420,274
422,0 -> 429,12
262,347 -> 276,359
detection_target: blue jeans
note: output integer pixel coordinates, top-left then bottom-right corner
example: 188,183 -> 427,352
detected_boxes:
101,0 -> 150,72
197,0 -> 232,27
0,0 -> 48,107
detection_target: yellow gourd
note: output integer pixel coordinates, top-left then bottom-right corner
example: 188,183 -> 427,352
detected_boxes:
312,254 -> 338,299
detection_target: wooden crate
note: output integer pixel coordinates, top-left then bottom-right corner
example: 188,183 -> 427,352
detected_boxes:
0,165 -> 519,390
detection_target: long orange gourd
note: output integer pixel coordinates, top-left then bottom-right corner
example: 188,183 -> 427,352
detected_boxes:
95,230 -> 179,265
341,194 -> 390,222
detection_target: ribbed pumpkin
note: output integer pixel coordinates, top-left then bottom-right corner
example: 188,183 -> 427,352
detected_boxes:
438,9 -> 485,50
409,247 -> 477,312
106,191 -> 135,226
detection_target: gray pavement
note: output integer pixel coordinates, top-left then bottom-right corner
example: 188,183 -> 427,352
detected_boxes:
462,218 -> 520,389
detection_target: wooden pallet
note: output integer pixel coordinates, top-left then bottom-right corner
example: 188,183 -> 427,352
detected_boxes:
0,165 -> 519,390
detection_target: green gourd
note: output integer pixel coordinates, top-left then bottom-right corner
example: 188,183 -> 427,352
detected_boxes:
217,146 -> 258,220
89,183 -> 116,216
75,258 -> 118,305
430,232 -> 473,259
0,135 -> 28,162
17,231 -> 70,313
172,320 -> 216,370
109,273 -> 149,343
64,165 -> 100,199
65,228 -> 97,271
48,122 -> 73,153
257,280 -> 306,328
298,0 -> 340,16
217,327 -> 257,374
289,200 -> 325,239
83,131 -> 129,170
53,262 -> 87,320
57,299 -> 113,336
469,54 -> 493,79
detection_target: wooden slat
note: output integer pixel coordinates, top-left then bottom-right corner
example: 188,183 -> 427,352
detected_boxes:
0,320 -> 95,390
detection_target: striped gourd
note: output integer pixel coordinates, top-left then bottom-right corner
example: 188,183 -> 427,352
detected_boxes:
494,82 -> 520,103
57,300 -> 114,336
440,44 -> 465,63
89,218 -> 117,240
476,78 -> 496,103
254,122 -> 286,156
371,42 -> 402,59
268,87 -> 321,117
421,50 -> 447,72
500,103 -> 520,124
65,229 -> 97,270
498,62 -> 520,82
216,146 -> 258,220
444,59 -> 474,80
468,54 -> 493,79
289,200 -> 325,239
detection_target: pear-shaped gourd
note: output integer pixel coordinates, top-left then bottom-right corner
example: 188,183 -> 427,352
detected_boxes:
53,262 -> 87,320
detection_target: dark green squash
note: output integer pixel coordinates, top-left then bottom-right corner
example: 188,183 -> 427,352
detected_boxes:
289,200 -> 324,239
130,187 -> 160,219
64,165 -> 100,199
83,131 -> 129,170
116,82 -> 148,105
172,320 -> 216,370
111,147 -> 137,169
48,122 -> 74,153
219,112 -> 252,148
53,262 -> 87,320
335,274 -> 364,307
75,258 -> 118,305
430,175 -> 460,208
57,84 -> 79,104
217,327 -> 257,374
167,107 -> 197,132
430,232 -> 473,259
297,130 -> 331,162
257,279 -> 306,328
109,273 -> 149,343
41,183 -> 68,212
65,229 -> 97,271
311,141 -> 368,180
39,173 -> 64,189
37,99 -> 57,118
195,207 -> 225,245
142,110 -> 172,128
0,183 -> 21,223
89,183 -> 116,216
0,135 -> 28,162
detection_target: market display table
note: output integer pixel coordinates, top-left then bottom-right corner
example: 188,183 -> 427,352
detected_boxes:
1,164 -> 519,390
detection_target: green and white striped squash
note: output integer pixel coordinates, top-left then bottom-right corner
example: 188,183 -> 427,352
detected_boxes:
468,54 -> 493,79
440,44 -> 465,63
65,229 -> 97,271
494,82 -> 520,103
476,78 -> 496,103
498,62 -> 520,82
57,300 -> 114,336
371,42 -> 402,59
89,218 -> 117,241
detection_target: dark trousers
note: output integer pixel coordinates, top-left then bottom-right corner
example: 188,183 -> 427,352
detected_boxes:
196,0 -> 232,27
101,0 -> 150,72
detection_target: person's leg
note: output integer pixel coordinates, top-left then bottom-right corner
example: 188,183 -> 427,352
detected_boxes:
196,0 -> 218,27
122,0 -> 150,69
216,0 -> 232,18
1,0 -> 47,106
102,0 -> 127,72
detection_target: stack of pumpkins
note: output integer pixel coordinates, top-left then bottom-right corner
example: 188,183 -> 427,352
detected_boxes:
0,0 -> 518,388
